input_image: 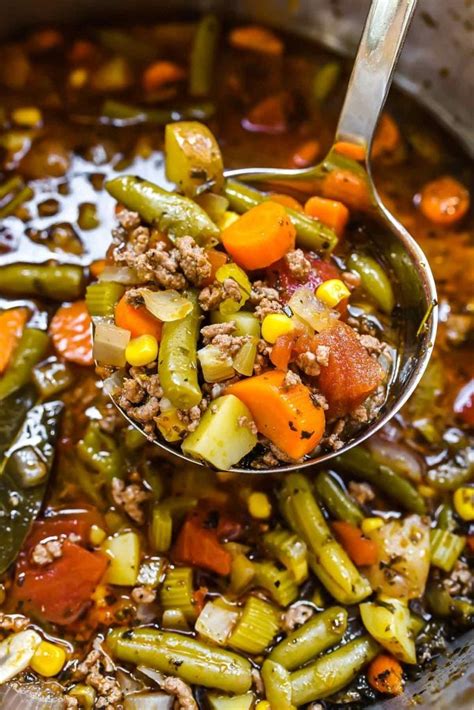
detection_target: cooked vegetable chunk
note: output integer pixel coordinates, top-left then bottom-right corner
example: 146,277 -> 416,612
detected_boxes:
165,121 -> 224,196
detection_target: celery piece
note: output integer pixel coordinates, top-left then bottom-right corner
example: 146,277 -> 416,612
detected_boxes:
160,567 -> 196,621
197,345 -> 235,383
210,310 -> 261,338
229,596 -> 280,654
360,596 -> 416,664
86,281 -> 125,317
430,528 -> 465,572
263,528 -> 308,584
150,504 -> 173,552
254,561 -> 299,607
233,339 -> 257,377
103,531 -> 140,586
230,554 -> 255,594
207,692 -> 255,710
182,394 -> 257,470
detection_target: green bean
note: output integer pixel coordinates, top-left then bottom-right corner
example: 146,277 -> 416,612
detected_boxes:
437,503 -> 456,531
426,451 -> 473,491
263,528 -> 308,584
314,471 -> 363,525
0,328 -> 49,401
106,175 -> 219,244
0,384 -> 36,457
426,582 -> 474,624
76,422 -> 122,481
280,474 -> 372,604
261,660 -> 294,710
101,98 -> 216,125
334,446 -> 427,514
189,14 -> 220,97
0,400 -> 63,574
158,291 -> 202,409
347,253 -> 395,314
269,606 -> 348,670
313,61 -> 342,102
224,180 -> 338,253
0,175 -> 23,199
0,263 -> 85,300
290,636 -> 380,705
97,29 -> 157,62
107,627 -> 252,694
0,185 -> 34,218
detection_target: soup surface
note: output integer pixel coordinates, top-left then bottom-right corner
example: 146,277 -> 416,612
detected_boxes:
0,16 -> 472,709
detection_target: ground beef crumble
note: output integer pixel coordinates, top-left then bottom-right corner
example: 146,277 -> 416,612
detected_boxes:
443,560 -> 473,597
238,415 -> 258,435
75,639 -> 122,710
284,248 -> 311,280
349,480 -> 375,504
131,585 -> 156,604
176,235 -> 211,286
249,281 -> 282,320
161,676 -> 197,710
31,533 -> 81,566
281,603 -> 315,631
201,321 -> 236,343
199,278 -> 242,311
111,477 -> 150,524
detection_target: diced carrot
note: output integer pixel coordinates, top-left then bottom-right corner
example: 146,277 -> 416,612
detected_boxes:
229,25 -> 283,56
49,301 -> 93,366
227,370 -> 325,460
89,259 -> 106,278
304,195 -> 350,237
292,139 -> 320,168
0,308 -> 29,374
315,320 -> 385,418
115,295 -> 162,341
221,201 -> 296,270
322,168 -> 371,212
68,39 -> 97,64
142,60 -> 186,93
269,193 -> 304,212
333,141 -> 366,162
193,586 -> 209,615
332,521 -> 378,566
418,175 -> 470,225
368,654 -> 404,696
243,92 -> 290,135
29,29 -> 63,52
173,513 -> 232,576
371,113 -> 401,159
202,248 -> 228,287
270,333 -> 295,370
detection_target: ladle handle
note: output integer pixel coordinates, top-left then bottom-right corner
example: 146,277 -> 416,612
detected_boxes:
335,0 -> 418,151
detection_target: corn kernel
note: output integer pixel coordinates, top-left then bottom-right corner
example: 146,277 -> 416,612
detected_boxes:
89,524 -> 107,546
125,334 -> 158,367
255,702 -> 271,710
248,492 -> 272,519
361,517 -> 384,535
69,68 -> 88,89
418,484 -> 436,498
30,640 -> 67,677
217,210 -> 239,230
453,487 -> 474,521
11,107 -> 42,127
261,313 -> 294,344
316,278 -> 351,307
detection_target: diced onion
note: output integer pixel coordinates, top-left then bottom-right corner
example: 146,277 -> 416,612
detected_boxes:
198,345 -> 235,383
0,681 -> 65,710
288,287 -> 339,332
99,265 -> 141,284
141,289 -> 193,322
195,600 -> 240,644
124,692 -> 174,710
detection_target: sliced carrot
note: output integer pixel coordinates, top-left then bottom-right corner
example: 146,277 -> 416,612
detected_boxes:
49,301 -> 93,366
270,333 -> 295,370
332,521 -> 378,566
322,167 -> 372,212
371,113 -> 401,159
115,294 -> 162,341
89,259 -> 106,278
0,308 -> 29,374
202,248 -> 228,286
368,654 -> 404,696
142,60 -> 186,93
29,29 -> 63,52
269,193 -> 304,212
173,512 -> 232,576
315,320 -> 385,418
243,92 -> 290,135
68,39 -> 97,64
292,139 -> 320,168
333,141 -> 366,162
229,25 -> 283,56
221,201 -> 296,270
227,370 -> 325,460
304,195 -> 350,237
418,175 -> 470,225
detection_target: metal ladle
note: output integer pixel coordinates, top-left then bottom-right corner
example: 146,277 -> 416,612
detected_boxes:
107,0 -> 437,472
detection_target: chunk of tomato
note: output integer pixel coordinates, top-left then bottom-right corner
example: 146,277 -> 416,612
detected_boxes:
173,510 -> 232,576
315,321 -> 385,418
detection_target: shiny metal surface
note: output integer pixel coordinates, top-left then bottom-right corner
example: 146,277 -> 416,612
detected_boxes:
1,0 -> 472,705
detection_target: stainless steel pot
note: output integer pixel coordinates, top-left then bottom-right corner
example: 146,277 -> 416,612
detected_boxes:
1,0 -> 473,706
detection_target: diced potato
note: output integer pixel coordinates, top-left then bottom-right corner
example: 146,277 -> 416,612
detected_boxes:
182,394 -> 257,469
195,600 -> 240,644
360,596 -> 416,664
93,322 -> 130,367
211,310 -> 261,338
198,344 -> 235,383
103,531 -> 140,586
165,121 -> 224,197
